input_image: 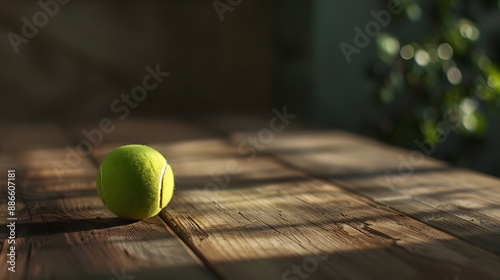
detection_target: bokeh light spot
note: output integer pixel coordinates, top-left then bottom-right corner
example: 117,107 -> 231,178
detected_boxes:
437,43 -> 453,60
415,49 -> 430,66
459,19 -> 480,41
459,98 -> 478,114
487,75 -> 500,88
400,45 -> 415,60
447,67 -> 462,85
462,114 -> 478,132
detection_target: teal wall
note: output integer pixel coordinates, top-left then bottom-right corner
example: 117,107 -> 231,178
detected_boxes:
312,1 -> 379,132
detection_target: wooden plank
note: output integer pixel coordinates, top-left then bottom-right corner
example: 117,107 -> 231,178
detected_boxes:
0,124 -> 217,280
65,118 -> 219,162
230,130 -> 500,256
66,118 -> 217,145
193,111 -> 309,135
102,136 -> 500,280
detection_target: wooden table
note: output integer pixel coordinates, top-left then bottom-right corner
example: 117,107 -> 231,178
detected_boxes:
2,117 -> 500,280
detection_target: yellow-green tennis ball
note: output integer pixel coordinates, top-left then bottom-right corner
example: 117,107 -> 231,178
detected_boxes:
96,144 -> 174,220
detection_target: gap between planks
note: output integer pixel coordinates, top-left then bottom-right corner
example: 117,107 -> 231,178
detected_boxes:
0,122 -> 219,280
153,139 -> 500,280
226,128 -> 500,257
62,119 -> 225,280
60,118 -> 500,279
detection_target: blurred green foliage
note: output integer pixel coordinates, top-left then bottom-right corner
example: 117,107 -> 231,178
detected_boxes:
371,0 -> 500,164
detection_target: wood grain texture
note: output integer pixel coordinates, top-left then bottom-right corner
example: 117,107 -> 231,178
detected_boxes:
229,130 -> 500,256
132,137 -> 500,280
0,124 -> 216,280
6,119 -> 500,280
66,118 -> 220,162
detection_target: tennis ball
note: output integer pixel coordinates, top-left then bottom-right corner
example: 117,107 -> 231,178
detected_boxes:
96,144 -> 174,220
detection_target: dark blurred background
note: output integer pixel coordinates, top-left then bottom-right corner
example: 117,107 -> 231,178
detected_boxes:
1,0 -> 500,176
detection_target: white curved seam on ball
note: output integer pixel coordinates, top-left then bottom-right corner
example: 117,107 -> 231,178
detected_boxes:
159,161 -> 167,208
100,165 -> 106,205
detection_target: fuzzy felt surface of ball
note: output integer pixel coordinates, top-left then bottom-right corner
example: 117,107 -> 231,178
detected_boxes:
96,144 -> 174,219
